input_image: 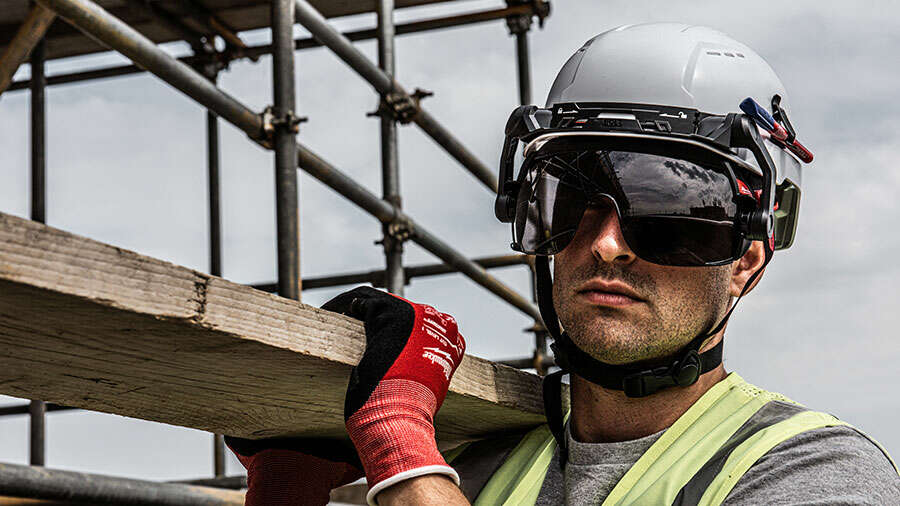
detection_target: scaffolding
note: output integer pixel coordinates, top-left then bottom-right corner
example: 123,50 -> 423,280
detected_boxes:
0,0 -> 552,503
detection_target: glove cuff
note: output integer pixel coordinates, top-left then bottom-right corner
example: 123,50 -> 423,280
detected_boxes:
346,378 -> 459,503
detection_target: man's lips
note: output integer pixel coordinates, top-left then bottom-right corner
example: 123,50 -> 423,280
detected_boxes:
576,279 -> 644,306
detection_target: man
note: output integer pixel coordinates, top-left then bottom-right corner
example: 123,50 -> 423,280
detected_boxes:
228,24 -> 900,505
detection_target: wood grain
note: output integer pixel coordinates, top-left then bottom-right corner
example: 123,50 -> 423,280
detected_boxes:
0,212 -> 548,445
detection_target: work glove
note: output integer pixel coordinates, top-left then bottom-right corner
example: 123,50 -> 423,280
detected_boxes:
321,286 -> 467,506
224,435 -> 363,506
224,292 -> 376,506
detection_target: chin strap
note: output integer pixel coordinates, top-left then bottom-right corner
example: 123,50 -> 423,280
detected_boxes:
536,243 -> 773,468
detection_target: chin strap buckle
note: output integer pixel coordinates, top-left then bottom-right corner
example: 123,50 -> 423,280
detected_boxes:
621,348 -> 702,398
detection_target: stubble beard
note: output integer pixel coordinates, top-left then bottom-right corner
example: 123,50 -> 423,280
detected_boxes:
553,259 -> 733,365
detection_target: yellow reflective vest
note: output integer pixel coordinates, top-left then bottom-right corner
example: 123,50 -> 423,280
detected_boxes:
445,373 -> 898,505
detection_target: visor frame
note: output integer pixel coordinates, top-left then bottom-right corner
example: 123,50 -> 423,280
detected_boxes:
511,137 -> 753,266
496,103 -> 798,258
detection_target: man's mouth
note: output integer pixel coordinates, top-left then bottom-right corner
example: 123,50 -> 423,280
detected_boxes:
576,279 -> 644,307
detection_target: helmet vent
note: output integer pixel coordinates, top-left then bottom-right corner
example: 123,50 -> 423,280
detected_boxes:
705,51 -> 746,58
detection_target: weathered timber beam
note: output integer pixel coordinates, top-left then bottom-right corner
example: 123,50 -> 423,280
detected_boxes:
177,0 -> 248,51
0,212 -> 547,445
0,5 -> 56,96
124,0 -> 212,55
6,4 -> 541,93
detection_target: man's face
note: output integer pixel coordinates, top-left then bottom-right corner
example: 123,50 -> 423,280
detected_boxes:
553,204 -> 734,365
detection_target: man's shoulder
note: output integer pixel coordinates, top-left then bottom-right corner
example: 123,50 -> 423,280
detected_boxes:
724,423 -> 900,505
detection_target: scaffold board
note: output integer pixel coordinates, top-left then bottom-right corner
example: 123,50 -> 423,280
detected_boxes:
0,211 -> 547,446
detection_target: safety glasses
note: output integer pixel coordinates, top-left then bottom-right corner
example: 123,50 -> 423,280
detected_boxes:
495,103 -> 806,267
511,139 -> 752,265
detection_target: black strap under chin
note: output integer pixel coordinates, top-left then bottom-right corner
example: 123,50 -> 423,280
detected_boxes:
542,369 -> 568,468
551,333 -> 724,398
534,255 -> 724,397
535,245 -> 773,465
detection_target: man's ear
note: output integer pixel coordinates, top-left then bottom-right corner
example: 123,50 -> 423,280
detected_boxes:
730,241 -> 766,297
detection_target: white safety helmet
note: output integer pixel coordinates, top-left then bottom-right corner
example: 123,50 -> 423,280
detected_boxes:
547,23 -> 803,196
495,24 -> 815,412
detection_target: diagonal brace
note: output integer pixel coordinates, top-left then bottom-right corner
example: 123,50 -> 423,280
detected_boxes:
33,0 -> 540,322
0,4 -> 56,97
294,0 -> 499,193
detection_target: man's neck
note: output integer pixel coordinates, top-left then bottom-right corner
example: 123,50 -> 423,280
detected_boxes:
570,337 -> 728,444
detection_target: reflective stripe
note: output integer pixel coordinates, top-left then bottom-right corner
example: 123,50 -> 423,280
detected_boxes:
603,374 -> 779,505
465,373 -> 894,506
442,442 -> 469,464
699,410 -> 848,505
445,431 -> 526,502
472,424 -> 556,506
673,400 -> 807,505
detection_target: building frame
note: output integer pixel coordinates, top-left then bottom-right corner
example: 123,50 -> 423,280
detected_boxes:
0,0 -> 551,502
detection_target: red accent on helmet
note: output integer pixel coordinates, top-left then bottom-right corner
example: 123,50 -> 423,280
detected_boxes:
737,180 -> 779,211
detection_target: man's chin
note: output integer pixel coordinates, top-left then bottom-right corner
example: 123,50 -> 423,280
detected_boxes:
566,325 -> 676,366
568,334 -> 649,365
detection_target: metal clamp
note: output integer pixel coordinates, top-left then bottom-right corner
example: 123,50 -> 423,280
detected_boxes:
368,88 -> 433,124
375,220 -> 415,247
505,12 -> 532,35
258,105 -> 307,148
194,51 -> 231,81
386,220 -> 414,242
505,0 -> 551,33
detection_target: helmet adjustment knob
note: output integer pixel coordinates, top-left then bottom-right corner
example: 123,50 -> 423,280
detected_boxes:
674,349 -> 701,387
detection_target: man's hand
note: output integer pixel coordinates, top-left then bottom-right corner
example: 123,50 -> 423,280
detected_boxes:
224,436 -> 363,506
322,286 -> 468,506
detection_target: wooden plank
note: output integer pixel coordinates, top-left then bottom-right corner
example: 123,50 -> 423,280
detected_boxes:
0,212 -> 547,446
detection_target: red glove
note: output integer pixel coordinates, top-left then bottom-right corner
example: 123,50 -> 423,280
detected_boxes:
322,286 -> 466,505
225,436 -> 363,506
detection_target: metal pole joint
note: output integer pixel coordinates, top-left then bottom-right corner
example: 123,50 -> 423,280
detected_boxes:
505,13 -> 532,35
367,88 -> 433,124
194,52 -> 230,82
531,0 -> 551,26
375,219 -> 414,247
260,105 -> 307,147
504,0 -> 550,33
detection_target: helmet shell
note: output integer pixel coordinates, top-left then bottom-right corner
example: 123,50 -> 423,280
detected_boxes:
547,23 -> 789,119
544,23 -> 805,248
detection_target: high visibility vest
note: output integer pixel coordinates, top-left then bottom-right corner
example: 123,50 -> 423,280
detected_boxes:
444,373 -> 898,505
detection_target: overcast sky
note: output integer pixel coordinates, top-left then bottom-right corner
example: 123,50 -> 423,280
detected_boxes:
1,0 -> 898,491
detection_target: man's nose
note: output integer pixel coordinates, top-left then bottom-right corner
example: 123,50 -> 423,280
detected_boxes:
585,206 -> 638,265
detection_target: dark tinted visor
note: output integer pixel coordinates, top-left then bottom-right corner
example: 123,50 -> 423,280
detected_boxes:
513,147 -> 743,265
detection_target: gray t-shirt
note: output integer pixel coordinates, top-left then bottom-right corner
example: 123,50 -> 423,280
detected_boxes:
535,422 -> 899,505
